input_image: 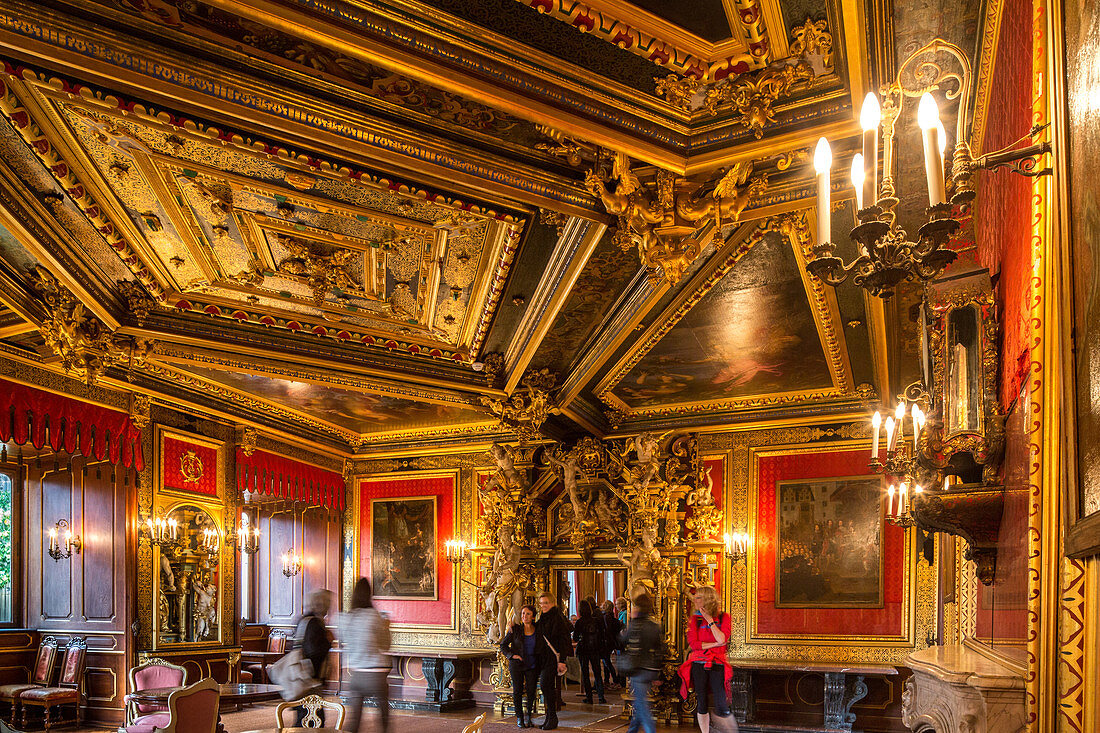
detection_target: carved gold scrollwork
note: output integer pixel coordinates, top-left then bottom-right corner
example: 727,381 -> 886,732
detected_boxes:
480,369 -> 557,442
585,153 -> 769,284
31,266 -> 151,384
275,237 -> 359,306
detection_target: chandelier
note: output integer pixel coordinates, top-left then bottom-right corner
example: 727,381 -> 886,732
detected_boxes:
805,39 -> 1049,297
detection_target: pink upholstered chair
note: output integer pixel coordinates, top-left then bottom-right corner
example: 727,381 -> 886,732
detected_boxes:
0,636 -> 58,724
19,636 -> 87,730
123,658 -> 187,726
120,677 -> 219,733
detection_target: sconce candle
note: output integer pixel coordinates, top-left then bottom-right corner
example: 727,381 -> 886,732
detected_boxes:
443,539 -> 468,564
46,519 -> 81,561
887,485 -> 895,517
281,549 -> 302,578
851,153 -> 865,211
917,93 -> 947,205
884,416 -> 895,454
860,93 -> 881,209
814,137 -> 832,247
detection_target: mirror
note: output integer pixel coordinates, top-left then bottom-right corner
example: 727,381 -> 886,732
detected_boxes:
554,569 -> 626,619
155,504 -> 221,645
945,304 -> 982,437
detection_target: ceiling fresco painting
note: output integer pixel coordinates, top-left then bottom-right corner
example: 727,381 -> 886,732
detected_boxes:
175,365 -> 493,437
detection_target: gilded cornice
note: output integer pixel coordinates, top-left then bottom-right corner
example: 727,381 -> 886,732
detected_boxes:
970,0 -> 1006,155
511,0 -> 772,82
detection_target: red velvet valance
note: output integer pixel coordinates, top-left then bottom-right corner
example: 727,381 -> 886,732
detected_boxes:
0,378 -> 144,470
236,447 -> 345,511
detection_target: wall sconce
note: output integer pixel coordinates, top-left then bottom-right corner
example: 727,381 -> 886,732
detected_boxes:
443,539 -> 469,565
199,527 -> 220,556
281,549 -> 302,578
140,508 -> 180,550
723,532 -> 750,564
228,515 -> 261,556
47,519 -> 81,562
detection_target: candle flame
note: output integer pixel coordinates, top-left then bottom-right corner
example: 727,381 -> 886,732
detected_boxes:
871,410 -> 881,428
917,93 -> 940,130
850,153 -> 865,191
860,93 -> 881,131
814,137 -> 832,173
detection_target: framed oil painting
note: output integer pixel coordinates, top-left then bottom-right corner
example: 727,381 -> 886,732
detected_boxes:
775,476 -> 884,608
1058,0 -> 1100,557
370,497 -> 438,600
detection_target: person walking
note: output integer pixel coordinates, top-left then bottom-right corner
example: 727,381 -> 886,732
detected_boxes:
600,599 -> 623,690
678,586 -> 737,733
292,589 -> 334,726
535,592 -> 572,730
572,600 -> 606,705
500,604 -> 546,728
342,578 -> 393,733
619,594 -> 665,733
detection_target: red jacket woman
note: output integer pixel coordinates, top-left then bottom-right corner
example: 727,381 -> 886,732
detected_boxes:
678,586 -> 736,733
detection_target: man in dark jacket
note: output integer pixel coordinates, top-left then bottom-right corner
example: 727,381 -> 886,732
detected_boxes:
619,594 -> 665,733
600,599 -> 624,689
295,589 -> 334,726
535,592 -> 573,730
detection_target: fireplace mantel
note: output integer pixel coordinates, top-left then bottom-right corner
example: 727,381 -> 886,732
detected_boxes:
901,644 -> 1026,733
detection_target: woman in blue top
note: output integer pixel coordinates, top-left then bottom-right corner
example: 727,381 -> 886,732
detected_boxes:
500,605 -> 547,727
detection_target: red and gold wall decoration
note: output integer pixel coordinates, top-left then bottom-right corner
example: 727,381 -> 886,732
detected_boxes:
357,471 -> 457,631
159,428 -> 221,498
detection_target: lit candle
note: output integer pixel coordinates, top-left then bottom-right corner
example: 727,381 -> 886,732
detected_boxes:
814,137 -> 832,247
899,482 -> 908,514
887,485 -> 895,517
871,410 -> 882,459
892,402 -> 906,451
917,93 -> 946,206
913,406 -> 925,450
850,153 -> 865,210
884,417 -> 895,453
48,527 -> 57,552
860,93 -> 881,209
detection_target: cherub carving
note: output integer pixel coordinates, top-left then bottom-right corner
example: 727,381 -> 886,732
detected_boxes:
617,525 -> 661,600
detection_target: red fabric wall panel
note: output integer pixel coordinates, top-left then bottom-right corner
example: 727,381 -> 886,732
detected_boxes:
162,436 -> 218,496
974,0 -> 1034,410
754,448 -> 905,637
358,474 -> 454,626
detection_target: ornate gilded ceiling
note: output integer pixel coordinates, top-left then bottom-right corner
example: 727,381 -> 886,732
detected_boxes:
0,0 -> 985,453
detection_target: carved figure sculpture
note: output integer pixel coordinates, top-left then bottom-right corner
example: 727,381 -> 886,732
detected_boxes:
632,432 -> 662,493
617,525 -> 660,600
192,575 -> 217,641
160,553 -> 176,591
479,525 -> 523,644
547,453 -> 590,521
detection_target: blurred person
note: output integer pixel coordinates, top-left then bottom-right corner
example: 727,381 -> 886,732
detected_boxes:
342,578 -> 392,733
292,588 -> 334,726
619,594 -> 665,733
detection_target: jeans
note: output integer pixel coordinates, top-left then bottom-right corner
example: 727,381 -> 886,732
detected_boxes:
510,662 -> 538,719
600,654 -> 620,685
627,670 -> 658,733
342,670 -> 390,733
578,655 -> 604,700
691,662 -> 730,717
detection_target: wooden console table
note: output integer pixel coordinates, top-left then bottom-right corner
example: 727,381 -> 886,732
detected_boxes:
387,647 -> 496,712
726,659 -> 898,732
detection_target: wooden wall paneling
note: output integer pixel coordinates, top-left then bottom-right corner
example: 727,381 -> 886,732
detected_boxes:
0,630 -> 38,687
36,459 -> 74,622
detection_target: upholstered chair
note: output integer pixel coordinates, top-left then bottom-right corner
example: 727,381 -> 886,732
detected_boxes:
242,629 -> 287,683
275,694 -> 346,729
19,637 -> 87,730
0,636 -> 58,723
123,657 -> 187,726
121,677 -> 220,733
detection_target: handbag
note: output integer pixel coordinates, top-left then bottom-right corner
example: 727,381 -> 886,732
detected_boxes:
269,618 -> 319,701
543,638 -> 566,677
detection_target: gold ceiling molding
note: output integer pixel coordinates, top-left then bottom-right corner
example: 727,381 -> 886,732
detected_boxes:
969,0 -> 1007,155
0,75 -> 167,303
585,152 -> 770,285
512,0 -> 776,82
469,224 -> 523,359
595,214 -> 853,423
30,266 -> 151,385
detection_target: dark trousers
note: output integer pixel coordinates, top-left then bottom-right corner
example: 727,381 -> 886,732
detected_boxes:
510,663 -> 538,719
600,653 -> 620,685
578,654 -> 604,700
539,664 -> 559,721
691,662 -> 730,717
